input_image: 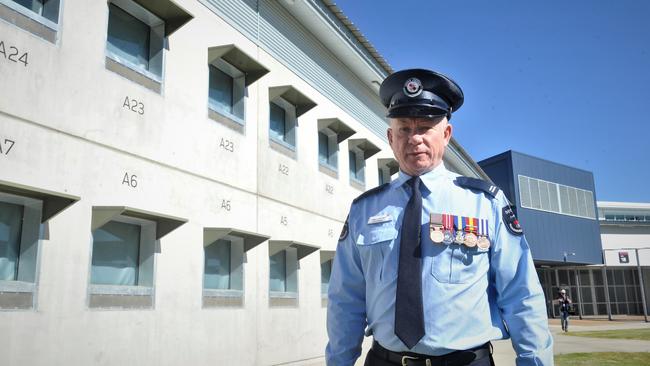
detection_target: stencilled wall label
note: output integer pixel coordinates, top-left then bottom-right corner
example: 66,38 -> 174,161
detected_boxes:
0,40 -> 28,67
0,138 -> 15,156
278,163 -> 289,176
122,172 -> 138,188
219,138 -> 234,153
123,96 -> 144,115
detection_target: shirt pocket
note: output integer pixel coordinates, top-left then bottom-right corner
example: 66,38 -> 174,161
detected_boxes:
431,245 -> 489,284
355,227 -> 398,282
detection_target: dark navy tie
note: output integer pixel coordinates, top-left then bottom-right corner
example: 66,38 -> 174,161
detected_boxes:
395,176 -> 425,349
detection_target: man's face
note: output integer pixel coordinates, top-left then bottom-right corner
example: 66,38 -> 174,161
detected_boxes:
387,116 -> 452,176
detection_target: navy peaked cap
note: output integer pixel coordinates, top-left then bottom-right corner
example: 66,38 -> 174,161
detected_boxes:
379,69 -> 464,119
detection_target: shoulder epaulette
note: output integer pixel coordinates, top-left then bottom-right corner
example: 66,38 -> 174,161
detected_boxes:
352,183 -> 390,203
454,177 -> 500,199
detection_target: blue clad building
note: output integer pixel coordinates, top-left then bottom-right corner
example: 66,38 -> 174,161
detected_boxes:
478,153 -> 650,319
478,151 -> 602,266
479,151 -> 609,316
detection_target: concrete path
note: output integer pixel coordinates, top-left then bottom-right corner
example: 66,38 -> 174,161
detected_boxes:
292,318 -> 650,366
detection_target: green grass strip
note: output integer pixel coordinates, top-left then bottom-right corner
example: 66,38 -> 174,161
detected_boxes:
564,328 -> 650,341
555,352 -> 650,366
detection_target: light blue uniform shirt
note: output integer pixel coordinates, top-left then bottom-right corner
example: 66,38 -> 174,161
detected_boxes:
326,163 -> 553,366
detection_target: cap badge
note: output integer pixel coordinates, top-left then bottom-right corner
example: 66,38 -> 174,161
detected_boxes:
403,77 -> 423,97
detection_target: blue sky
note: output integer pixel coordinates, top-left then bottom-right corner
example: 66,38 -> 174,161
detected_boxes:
335,0 -> 650,203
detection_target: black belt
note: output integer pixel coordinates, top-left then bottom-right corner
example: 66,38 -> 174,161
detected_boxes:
371,341 -> 491,366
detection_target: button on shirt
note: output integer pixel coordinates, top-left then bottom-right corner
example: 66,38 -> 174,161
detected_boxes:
326,163 -> 553,366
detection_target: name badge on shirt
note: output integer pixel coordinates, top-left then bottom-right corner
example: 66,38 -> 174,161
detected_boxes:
368,213 -> 392,225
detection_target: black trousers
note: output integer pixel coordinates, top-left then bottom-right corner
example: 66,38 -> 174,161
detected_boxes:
364,348 -> 495,366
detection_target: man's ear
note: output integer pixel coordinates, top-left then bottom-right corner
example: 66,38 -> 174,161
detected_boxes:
387,128 -> 394,146
443,121 -> 453,144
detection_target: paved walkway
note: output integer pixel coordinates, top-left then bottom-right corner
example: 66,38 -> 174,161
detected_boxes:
295,317 -> 650,366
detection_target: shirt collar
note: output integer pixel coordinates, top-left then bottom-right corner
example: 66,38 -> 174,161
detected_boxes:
394,162 -> 448,192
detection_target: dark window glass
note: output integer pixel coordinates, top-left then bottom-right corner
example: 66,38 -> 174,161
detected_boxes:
269,250 -> 287,292
269,102 -> 286,142
579,270 -> 591,286
593,270 -> 604,286
349,151 -> 357,179
0,201 -> 24,281
594,287 -> 606,303
203,240 -> 231,290
11,0 -> 59,23
208,66 -> 234,114
321,260 -> 332,294
91,221 -> 141,286
107,4 -> 151,71
318,132 -> 329,165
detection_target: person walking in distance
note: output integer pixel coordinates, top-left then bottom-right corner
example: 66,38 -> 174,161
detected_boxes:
557,289 -> 572,332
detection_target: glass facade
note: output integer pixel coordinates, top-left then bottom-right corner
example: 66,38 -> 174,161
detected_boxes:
604,214 -> 650,222
537,267 -> 647,317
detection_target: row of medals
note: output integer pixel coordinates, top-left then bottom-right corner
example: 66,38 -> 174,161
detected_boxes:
429,221 -> 491,250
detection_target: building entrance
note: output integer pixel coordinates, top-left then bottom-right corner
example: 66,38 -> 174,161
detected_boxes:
536,267 -> 650,319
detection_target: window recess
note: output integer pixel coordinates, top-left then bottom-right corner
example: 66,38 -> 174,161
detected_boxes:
105,0 -> 192,93
347,138 -> 380,190
268,240 -> 319,308
202,227 -> 269,308
207,44 -> 269,131
317,118 -> 355,178
268,85 -> 316,158
0,180 -> 79,310
88,206 -> 186,309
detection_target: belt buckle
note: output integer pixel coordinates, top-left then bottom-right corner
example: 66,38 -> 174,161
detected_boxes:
401,355 -> 431,366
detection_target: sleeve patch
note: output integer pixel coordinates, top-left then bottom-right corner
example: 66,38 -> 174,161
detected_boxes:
502,205 -> 523,236
339,216 -> 349,241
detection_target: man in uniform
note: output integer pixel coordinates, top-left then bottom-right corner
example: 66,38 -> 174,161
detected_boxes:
326,69 -> 553,366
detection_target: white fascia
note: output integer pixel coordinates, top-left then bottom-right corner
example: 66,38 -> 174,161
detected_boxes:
278,0 -> 387,92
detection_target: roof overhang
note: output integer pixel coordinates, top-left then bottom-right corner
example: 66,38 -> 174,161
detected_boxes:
91,206 -> 187,240
208,44 -> 270,86
0,180 -> 79,223
318,118 -> 356,142
132,0 -> 193,36
348,138 -> 380,159
269,85 -> 317,117
204,228 -> 270,252
269,240 -> 320,260
320,250 -> 335,263
377,158 -> 400,176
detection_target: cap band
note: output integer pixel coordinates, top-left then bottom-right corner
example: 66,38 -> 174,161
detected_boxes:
387,90 -> 451,118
